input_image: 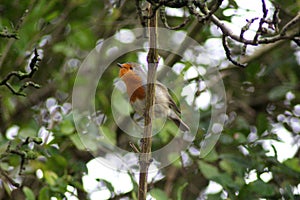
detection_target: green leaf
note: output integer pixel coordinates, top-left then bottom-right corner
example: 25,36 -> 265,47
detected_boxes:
268,84 -> 293,100
150,188 -> 169,200
256,113 -> 268,136
97,179 -> 115,192
283,158 -> 300,172
69,26 -> 95,49
219,154 -> 251,176
249,180 -> 276,197
70,134 -> 86,150
204,149 -> 219,162
234,132 -> 247,143
198,161 -> 219,179
32,137 -> 43,144
60,119 -> 75,135
207,192 -> 222,200
44,171 -> 58,186
168,153 -> 181,167
213,173 -> 238,189
177,182 -> 188,200
220,154 -> 251,169
71,161 -> 88,175
53,43 -> 76,57
131,190 -> 138,200
283,184 -> 295,200
47,155 -> 68,174
236,116 -> 249,130
219,134 -> 233,144
45,11 -> 59,21
158,123 -> 172,143
38,187 -> 50,200
19,128 -> 36,138
100,126 -> 116,145
220,160 -> 233,174
71,180 -> 85,191
23,186 -> 35,200
228,0 -> 238,8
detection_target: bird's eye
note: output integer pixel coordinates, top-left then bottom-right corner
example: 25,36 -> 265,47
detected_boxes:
129,67 -> 133,70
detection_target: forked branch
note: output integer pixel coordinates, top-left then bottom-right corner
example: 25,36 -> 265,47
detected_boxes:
138,0 -> 300,67
0,48 -> 41,96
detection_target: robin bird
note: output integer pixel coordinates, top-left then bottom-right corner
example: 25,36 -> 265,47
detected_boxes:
117,62 -> 190,132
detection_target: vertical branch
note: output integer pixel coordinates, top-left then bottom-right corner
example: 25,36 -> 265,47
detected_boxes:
138,3 -> 159,200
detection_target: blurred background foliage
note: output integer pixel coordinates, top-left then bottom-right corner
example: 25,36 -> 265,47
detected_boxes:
0,0 -> 299,199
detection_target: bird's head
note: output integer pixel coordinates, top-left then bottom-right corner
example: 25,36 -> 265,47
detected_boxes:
117,62 -> 147,80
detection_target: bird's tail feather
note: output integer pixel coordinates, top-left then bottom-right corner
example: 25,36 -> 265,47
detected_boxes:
169,115 -> 190,132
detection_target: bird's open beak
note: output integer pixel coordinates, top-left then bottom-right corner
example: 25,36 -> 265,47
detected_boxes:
117,63 -> 123,68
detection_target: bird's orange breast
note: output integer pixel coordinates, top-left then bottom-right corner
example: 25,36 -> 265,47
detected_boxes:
120,71 -> 146,102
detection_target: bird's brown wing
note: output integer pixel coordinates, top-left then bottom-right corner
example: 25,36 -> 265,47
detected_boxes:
168,94 -> 181,114
156,82 -> 181,114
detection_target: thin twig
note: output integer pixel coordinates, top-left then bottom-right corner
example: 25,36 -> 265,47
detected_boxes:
253,0 -> 268,43
211,14 -> 299,45
129,141 -> 140,153
160,6 -> 191,30
272,5 -> 280,32
240,18 -> 259,40
0,31 -> 19,39
0,168 -> 20,187
194,0 -> 223,22
280,12 -> 300,36
135,0 -> 147,29
222,35 -> 246,68
2,137 -> 42,175
145,0 -> 299,47
146,0 -> 186,8
0,48 -> 41,96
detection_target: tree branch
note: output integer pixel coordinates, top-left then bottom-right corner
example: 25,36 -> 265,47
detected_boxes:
0,48 -> 41,96
222,35 -> 246,68
160,6 -> 191,30
138,3 -> 159,200
0,30 -> 19,39
0,168 -> 20,187
0,9 -> 29,69
210,12 -> 300,45
145,1 -> 299,67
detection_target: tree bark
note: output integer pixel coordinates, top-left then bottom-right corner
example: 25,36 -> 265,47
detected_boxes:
138,3 -> 159,200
